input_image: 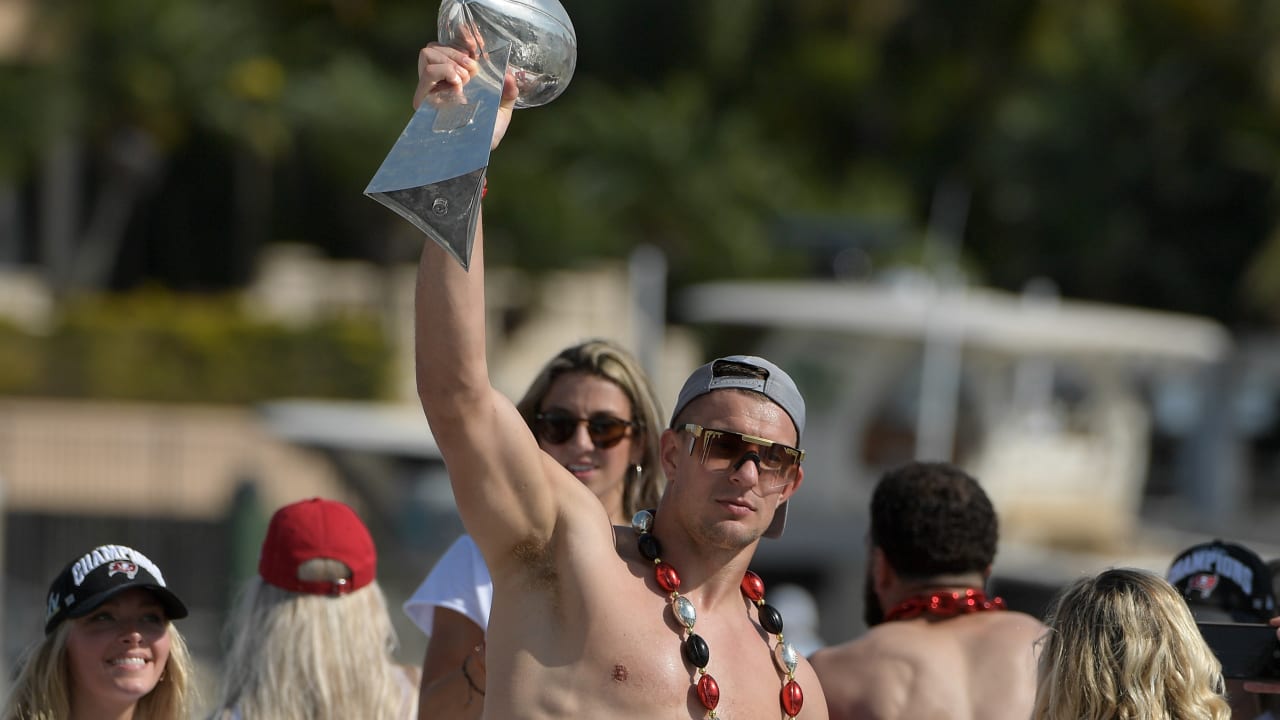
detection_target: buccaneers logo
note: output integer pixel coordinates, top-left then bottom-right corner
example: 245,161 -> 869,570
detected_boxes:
1187,573 -> 1219,600
108,561 -> 139,580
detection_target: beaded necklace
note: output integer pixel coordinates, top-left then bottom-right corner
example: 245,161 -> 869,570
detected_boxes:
632,509 -> 804,719
884,588 -> 1006,622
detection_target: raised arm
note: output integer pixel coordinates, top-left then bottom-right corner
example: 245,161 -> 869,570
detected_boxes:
413,43 -> 559,568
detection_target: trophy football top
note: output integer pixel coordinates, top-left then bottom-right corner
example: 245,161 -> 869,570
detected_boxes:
438,0 -> 577,109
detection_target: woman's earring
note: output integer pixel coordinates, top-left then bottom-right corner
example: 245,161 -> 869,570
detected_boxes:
632,464 -> 643,484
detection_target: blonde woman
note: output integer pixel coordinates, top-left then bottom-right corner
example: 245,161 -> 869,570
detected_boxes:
404,338 -> 666,718
215,498 -> 418,720
1033,567 -> 1230,720
2,544 -> 195,720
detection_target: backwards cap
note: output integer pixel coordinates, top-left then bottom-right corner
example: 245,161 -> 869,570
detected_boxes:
1166,539 -> 1276,623
669,355 -> 806,539
258,498 -> 377,596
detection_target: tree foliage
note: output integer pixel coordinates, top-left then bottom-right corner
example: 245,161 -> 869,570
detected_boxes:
4,0 -> 1280,326
0,289 -> 390,402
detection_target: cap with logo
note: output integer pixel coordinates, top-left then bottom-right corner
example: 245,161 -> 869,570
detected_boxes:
258,497 -> 377,596
669,355 -> 806,539
1166,539 -> 1277,623
45,544 -> 188,636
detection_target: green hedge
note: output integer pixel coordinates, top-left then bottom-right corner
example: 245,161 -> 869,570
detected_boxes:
0,290 -> 391,403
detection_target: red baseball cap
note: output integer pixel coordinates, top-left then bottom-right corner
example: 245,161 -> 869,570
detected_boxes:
258,498 -> 377,595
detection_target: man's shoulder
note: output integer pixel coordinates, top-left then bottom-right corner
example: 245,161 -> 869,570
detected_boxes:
982,609 -> 1048,637
810,626 -> 917,670
916,609 -> 1047,649
813,611 -> 1045,663
810,634 -> 918,720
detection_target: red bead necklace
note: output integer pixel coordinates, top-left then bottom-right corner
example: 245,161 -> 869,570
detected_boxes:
884,587 -> 1006,622
633,509 -> 804,719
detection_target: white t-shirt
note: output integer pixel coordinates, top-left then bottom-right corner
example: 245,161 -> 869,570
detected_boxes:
403,534 -> 492,636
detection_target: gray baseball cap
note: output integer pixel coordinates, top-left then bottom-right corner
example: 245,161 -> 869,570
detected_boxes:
670,355 -> 806,538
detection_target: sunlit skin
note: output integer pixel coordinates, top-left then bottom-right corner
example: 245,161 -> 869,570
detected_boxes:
536,371 -> 642,526
65,588 -> 171,720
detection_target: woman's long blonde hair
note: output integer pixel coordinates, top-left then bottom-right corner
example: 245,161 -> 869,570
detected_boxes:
1,614 -> 195,720
515,338 -> 666,516
215,568 -> 411,719
1032,567 -> 1230,720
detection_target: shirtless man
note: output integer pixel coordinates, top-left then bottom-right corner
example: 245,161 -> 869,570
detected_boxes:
413,42 -> 827,719
809,461 -> 1044,720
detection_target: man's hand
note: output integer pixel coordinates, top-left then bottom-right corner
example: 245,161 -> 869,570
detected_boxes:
414,42 -> 519,151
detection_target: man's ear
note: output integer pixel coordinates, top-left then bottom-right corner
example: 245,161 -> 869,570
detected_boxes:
779,466 -> 804,501
872,546 -> 896,597
659,428 -> 683,482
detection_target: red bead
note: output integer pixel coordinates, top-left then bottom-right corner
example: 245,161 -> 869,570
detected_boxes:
697,673 -> 720,710
741,571 -> 765,603
655,562 -> 680,593
780,679 -> 804,717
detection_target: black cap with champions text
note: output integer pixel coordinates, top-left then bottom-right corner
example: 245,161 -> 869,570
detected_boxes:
1166,539 -> 1276,623
45,544 -> 188,635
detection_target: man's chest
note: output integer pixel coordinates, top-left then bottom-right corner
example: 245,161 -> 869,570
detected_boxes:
580,598 -> 802,718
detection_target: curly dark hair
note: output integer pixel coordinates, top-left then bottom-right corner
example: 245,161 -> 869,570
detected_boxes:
870,461 -> 998,579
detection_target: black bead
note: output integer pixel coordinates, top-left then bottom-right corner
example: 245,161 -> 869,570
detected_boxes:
683,633 -> 710,668
638,533 -> 662,561
759,603 -> 784,635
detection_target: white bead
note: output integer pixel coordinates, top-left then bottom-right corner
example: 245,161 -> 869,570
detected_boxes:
631,509 -> 654,533
674,596 -> 697,630
779,642 -> 799,674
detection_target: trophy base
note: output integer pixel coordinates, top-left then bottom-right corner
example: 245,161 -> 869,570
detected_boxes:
365,43 -> 511,270
367,170 -> 486,270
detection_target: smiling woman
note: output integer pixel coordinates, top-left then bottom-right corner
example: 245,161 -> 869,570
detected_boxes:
0,544 -> 196,720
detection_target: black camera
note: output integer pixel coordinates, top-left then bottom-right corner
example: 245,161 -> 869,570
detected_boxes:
1197,622 -> 1280,681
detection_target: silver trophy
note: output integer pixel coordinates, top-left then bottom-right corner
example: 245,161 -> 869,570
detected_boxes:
365,0 -> 577,269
